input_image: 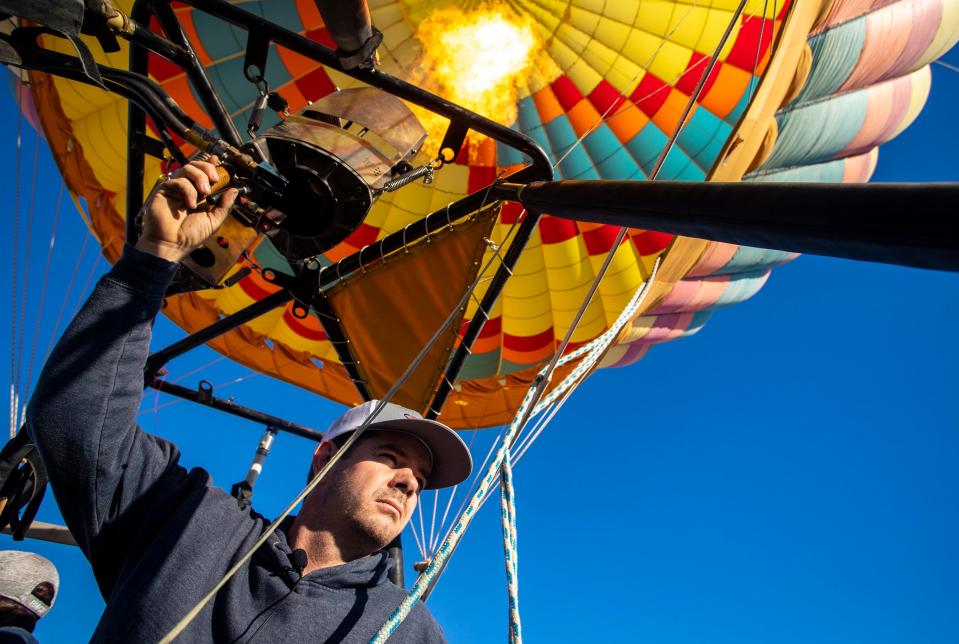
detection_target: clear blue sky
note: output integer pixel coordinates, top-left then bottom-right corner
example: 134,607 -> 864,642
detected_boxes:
2,52 -> 958,642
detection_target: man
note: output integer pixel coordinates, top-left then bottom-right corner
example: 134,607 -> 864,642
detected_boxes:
0,551 -> 58,643
25,158 -> 472,642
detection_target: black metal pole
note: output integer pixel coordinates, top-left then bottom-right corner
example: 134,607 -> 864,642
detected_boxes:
126,22 -> 190,64
386,534 -> 404,586
426,211 -> 542,419
309,294 -> 372,401
145,289 -> 294,377
493,180 -> 959,273
125,1 -> 152,244
151,1 -> 244,148
148,380 -> 325,441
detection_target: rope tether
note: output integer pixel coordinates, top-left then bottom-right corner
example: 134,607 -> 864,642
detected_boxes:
499,451 -> 521,643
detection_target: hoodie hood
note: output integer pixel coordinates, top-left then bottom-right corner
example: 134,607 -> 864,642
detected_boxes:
299,551 -> 393,590
259,517 -> 395,591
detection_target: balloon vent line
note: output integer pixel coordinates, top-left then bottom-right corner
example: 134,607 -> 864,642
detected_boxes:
745,0 -> 775,108
42,230 -> 91,365
649,0 -> 749,182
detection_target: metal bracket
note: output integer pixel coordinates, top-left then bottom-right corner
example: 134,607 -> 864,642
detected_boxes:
244,29 -> 271,83
132,130 -> 168,160
439,119 -> 470,164
260,266 -> 315,320
336,26 -> 383,70
148,379 -> 324,442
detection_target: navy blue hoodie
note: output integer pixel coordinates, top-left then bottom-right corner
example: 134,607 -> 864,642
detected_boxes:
26,246 -> 444,643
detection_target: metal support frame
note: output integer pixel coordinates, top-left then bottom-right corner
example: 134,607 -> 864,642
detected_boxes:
17,0 -> 553,400
102,0 -> 552,401
20,0 -> 555,586
145,289 -> 294,378
173,0 -> 551,181
149,379 -> 324,442
120,0 -> 552,415
125,1 -> 151,244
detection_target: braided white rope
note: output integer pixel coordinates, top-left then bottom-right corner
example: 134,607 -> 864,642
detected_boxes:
500,452 -> 521,643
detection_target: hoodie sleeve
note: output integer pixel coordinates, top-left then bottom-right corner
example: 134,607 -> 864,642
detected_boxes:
25,244 -> 196,594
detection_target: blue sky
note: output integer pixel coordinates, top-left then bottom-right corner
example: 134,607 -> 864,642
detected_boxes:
2,52 -> 958,642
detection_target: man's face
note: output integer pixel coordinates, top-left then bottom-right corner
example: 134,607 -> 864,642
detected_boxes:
307,430 -> 432,552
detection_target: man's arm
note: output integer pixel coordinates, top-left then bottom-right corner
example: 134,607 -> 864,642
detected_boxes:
25,246 -> 181,586
25,159 -> 237,594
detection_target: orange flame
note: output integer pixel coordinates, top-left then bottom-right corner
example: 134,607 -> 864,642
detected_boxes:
410,4 -> 541,158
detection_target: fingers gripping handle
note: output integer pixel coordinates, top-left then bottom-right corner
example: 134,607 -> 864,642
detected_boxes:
211,165 -> 233,193
206,166 -> 245,207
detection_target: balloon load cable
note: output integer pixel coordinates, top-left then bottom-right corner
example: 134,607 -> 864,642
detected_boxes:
745,0 -> 777,106
500,448 -> 521,644
428,428 -> 480,555
41,229 -> 91,364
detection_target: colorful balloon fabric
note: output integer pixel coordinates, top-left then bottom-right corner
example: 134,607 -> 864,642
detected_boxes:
24,0 -> 959,427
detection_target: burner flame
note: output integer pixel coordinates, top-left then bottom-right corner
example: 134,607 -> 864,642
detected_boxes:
412,4 -> 541,156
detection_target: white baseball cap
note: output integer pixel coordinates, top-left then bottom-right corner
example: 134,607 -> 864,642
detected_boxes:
0,551 -> 58,618
324,400 -> 472,489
